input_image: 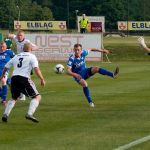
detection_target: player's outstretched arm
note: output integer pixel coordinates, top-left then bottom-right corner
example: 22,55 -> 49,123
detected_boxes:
7,33 -> 15,39
88,48 -> 111,54
30,42 -> 39,51
138,36 -> 150,53
143,46 -> 150,53
34,67 -> 46,86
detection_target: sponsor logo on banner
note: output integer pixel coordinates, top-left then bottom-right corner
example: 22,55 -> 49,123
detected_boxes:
118,21 -> 127,30
118,21 -> 150,30
14,21 -> 21,29
14,21 -> 67,30
91,22 -> 102,32
129,22 -> 150,30
77,16 -> 105,32
25,34 -> 102,61
59,22 -> 66,29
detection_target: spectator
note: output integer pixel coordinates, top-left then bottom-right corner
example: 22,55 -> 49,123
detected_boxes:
79,14 -> 89,33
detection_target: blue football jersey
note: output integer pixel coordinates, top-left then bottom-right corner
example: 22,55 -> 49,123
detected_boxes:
67,49 -> 89,73
0,50 -> 15,71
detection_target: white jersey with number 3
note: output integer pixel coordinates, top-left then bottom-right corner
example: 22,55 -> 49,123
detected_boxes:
5,52 -> 39,78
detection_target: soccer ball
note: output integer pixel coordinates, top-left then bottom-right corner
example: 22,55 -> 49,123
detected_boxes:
54,64 -> 65,74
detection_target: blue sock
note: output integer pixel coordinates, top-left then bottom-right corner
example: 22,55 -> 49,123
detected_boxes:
99,68 -> 113,77
0,87 -> 2,98
83,86 -> 92,103
7,78 -> 11,85
1,85 -> 7,101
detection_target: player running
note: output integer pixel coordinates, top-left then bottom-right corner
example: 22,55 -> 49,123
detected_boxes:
8,30 -> 38,100
1,43 -> 45,123
67,43 -> 119,107
0,42 -> 15,105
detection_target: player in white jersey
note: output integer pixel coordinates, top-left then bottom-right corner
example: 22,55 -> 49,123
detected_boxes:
8,30 -> 38,53
1,43 -> 45,123
138,36 -> 150,55
8,30 -> 38,100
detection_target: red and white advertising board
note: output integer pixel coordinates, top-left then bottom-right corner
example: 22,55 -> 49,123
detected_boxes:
26,34 -> 103,61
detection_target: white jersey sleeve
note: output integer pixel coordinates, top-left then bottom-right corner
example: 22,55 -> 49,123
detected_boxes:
31,55 -> 39,68
5,58 -> 14,69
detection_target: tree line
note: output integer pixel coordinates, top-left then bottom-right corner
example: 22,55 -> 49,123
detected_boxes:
0,0 -> 150,30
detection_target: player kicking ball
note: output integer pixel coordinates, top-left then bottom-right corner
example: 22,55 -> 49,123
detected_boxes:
67,43 -> 119,108
1,43 -> 45,123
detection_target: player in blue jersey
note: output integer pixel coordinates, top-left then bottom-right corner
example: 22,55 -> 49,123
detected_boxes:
0,42 -> 15,105
67,43 -> 119,108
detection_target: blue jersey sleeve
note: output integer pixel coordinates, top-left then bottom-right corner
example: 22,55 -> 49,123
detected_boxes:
82,49 -> 89,57
7,50 -> 15,58
67,56 -> 74,67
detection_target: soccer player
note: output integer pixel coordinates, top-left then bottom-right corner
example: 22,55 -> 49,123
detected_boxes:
138,36 -> 150,54
0,42 -> 15,105
67,43 -> 119,107
1,43 -> 45,123
8,30 -> 38,53
8,30 -> 38,100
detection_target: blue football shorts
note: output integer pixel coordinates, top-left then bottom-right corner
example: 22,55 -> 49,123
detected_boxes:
74,67 -> 94,83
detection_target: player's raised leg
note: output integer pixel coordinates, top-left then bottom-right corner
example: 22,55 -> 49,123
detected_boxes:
91,66 -> 119,78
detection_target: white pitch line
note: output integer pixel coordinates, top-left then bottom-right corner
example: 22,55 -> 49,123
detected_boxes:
114,134 -> 150,150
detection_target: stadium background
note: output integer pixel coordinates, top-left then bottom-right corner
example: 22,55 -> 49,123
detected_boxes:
0,0 -> 150,150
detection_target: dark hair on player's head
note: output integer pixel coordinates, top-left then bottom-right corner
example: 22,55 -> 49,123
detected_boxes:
74,43 -> 82,48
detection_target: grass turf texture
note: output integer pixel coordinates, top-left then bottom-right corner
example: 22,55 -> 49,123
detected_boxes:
0,37 -> 150,150
103,36 -> 150,61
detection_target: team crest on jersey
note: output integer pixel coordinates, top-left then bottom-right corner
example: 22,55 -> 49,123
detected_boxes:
75,61 -> 84,68
68,61 -> 72,65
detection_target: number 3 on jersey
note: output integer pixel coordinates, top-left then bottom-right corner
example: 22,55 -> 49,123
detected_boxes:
17,58 -> 24,68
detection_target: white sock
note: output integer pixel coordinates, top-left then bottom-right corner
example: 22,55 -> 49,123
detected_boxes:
4,100 -> 15,116
27,99 -> 39,116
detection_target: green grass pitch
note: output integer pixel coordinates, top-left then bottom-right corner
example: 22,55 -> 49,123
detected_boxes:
0,37 -> 150,150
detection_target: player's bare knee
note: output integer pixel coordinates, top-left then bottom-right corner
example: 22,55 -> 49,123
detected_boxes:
91,67 -> 99,74
79,79 -> 88,87
35,95 -> 41,102
1,78 -> 7,85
